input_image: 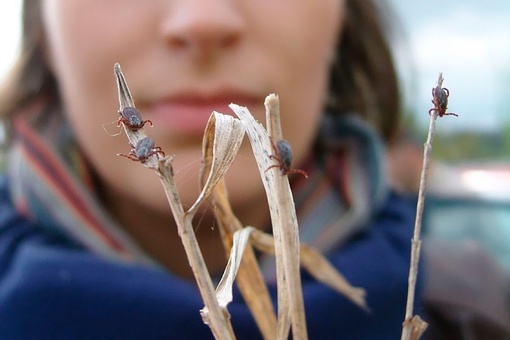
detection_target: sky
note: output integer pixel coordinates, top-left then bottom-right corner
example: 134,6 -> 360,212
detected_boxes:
0,1 -> 509,133
388,0 -> 510,132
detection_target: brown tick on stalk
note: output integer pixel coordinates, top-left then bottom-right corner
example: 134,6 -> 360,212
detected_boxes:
266,138 -> 308,178
118,136 -> 165,164
117,106 -> 153,130
429,85 -> 458,117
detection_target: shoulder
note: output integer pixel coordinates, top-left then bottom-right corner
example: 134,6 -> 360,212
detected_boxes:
0,175 -> 53,276
371,190 -> 417,242
303,191 -> 418,339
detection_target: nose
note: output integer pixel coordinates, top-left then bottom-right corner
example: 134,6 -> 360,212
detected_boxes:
160,0 -> 245,61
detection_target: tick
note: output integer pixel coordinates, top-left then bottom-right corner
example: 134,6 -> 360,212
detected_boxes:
118,136 -> 165,164
266,138 -> 308,178
429,85 -> 458,117
117,106 -> 153,130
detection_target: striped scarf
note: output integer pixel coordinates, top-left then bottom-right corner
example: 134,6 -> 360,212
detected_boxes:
7,102 -> 387,270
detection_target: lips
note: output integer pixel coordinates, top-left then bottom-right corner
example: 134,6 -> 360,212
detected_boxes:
146,92 -> 262,135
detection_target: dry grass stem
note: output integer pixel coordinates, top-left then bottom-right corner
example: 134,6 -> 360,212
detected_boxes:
210,172 -> 369,338
248,228 -> 368,311
200,114 -> 277,339
230,96 -> 307,339
114,63 -> 235,340
401,73 -> 450,340
264,95 -> 306,339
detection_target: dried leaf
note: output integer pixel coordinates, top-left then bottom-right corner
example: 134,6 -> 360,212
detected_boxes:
402,315 -> 428,340
300,245 -> 368,311
214,227 -> 255,308
187,111 -> 245,216
209,178 -> 277,339
249,228 -> 368,311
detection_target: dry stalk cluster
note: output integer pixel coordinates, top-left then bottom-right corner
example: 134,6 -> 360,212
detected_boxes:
113,63 -> 367,340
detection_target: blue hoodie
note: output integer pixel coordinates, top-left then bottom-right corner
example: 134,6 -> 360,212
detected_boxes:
0,175 -> 421,340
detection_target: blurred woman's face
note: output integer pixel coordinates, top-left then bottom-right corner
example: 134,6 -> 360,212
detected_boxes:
41,0 -> 344,217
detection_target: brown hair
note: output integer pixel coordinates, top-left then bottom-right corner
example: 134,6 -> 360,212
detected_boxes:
0,0 -> 401,143
330,0 -> 402,142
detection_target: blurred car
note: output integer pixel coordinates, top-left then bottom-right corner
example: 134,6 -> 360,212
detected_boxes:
419,162 -> 510,339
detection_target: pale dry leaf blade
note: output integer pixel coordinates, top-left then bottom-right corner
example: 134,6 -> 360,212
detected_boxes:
214,227 -> 255,308
228,104 -> 274,177
188,111 -> 245,215
208,112 -> 246,188
210,180 -> 278,339
249,228 -> 369,311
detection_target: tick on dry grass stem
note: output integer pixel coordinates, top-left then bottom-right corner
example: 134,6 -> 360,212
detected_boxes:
266,138 -> 308,178
429,85 -> 458,117
118,136 -> 165,164
118,106 -> 153,130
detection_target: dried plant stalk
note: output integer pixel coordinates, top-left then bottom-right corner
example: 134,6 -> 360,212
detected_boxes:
114,64 -> 235,340
230,96 -> 307,339
401,73 -> 451,340
201,115 -> 277,339
114,63 -> 369,339
248,228 -> 368,311
206,108 -> 369,337
207,180 -> 277,339
264,95 -> 307,339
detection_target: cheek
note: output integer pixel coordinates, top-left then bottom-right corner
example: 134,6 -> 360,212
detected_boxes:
42,2 -> 171,208
43,2 -> 117,80
273,2 -> 343,165
42,1 -> 156,120
278,90 -> 324,168
42,2 -> 123,141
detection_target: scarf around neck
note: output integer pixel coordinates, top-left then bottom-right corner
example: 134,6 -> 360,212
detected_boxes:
7,102 -> 388,270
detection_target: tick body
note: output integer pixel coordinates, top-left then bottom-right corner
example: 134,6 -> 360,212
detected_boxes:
429,86 -> 458,117
117,106 -> 153,130
266,139 -> 308,178
118,136 -> 164,164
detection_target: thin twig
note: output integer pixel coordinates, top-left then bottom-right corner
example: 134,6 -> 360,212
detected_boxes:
264,95 -> 307,339
229,95 -> 307,339
401,73 -> 449,340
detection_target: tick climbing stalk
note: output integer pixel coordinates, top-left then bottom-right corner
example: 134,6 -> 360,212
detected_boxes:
429,82 -> 458,118
266,138 -> 308,178
118,106 -> 154,130
118,136 -> 165,164
402,72 -> 459,340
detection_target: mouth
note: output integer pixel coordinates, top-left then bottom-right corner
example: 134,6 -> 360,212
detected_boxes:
145,90 -> 263,135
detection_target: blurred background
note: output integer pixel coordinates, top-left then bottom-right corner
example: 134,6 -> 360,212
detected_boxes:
388,0 -> 510,162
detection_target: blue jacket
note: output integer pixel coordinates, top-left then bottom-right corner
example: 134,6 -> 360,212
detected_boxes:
0,176 -> 421,339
